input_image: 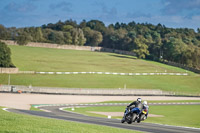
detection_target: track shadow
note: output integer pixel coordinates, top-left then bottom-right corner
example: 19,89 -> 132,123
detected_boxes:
109,54 -> 137,60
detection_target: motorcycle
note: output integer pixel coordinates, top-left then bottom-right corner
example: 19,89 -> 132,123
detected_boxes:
121,107 -> 148,124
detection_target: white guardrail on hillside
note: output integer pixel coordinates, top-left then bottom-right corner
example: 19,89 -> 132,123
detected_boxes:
34,71 -> 189,76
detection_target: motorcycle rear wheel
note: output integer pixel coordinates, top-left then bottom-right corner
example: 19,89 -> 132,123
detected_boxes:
137,114 -> 145,123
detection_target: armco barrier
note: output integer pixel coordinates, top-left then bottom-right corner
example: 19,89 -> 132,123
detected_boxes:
0,85 -> 171,96
1,85 -> 199,96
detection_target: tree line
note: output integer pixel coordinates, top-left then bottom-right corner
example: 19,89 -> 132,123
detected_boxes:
0,19 -> 200,69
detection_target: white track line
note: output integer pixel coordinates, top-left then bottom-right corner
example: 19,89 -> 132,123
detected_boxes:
2,108 -> 9,112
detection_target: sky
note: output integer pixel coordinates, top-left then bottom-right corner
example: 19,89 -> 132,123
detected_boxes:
0,0 -> 200,30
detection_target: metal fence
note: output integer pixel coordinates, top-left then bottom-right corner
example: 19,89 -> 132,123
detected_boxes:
0,85 -> 172,96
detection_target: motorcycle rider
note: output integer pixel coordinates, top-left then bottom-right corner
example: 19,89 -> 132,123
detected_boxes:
127,98 -> 143,110
142,101 -> 149,120
121,98 -> 143,123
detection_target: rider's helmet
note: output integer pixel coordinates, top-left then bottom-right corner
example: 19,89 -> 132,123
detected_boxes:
137,98 -> 142,102
143,101 -> 147,105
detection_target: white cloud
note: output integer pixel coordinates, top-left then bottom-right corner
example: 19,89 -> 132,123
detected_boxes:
49,1 -> 72,12
4,1 -> 37,13
161,0 -> 200,15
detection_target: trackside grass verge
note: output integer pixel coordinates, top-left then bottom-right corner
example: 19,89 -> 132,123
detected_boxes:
145,105 -> 200,128
30,106 -> 42,111
64,105 -> 200,128
0,74 -> 200,95
0,107 -> 141,133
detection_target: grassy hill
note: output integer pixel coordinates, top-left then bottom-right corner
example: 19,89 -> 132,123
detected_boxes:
0,45 -> 200,95
9,45 -> 188,73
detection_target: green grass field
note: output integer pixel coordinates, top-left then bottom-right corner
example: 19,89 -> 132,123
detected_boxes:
0,73 -> 199,95
9,45 -> 189,73
64,105 -> 200,128
0,107 -> 141,133
0,45 -> 199,95
146,105 -> 200,128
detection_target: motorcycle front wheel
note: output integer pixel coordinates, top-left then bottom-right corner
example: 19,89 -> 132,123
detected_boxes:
126,113 -> 133,124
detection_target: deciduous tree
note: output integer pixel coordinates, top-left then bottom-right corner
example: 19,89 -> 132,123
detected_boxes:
0,41 -> 15,67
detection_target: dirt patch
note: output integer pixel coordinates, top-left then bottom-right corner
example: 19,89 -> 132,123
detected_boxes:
88,111 -> 164,117
88,111 -> 124,116
148,114 -> 164,117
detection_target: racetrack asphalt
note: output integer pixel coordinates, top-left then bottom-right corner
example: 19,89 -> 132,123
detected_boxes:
7,103 -> 200,133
